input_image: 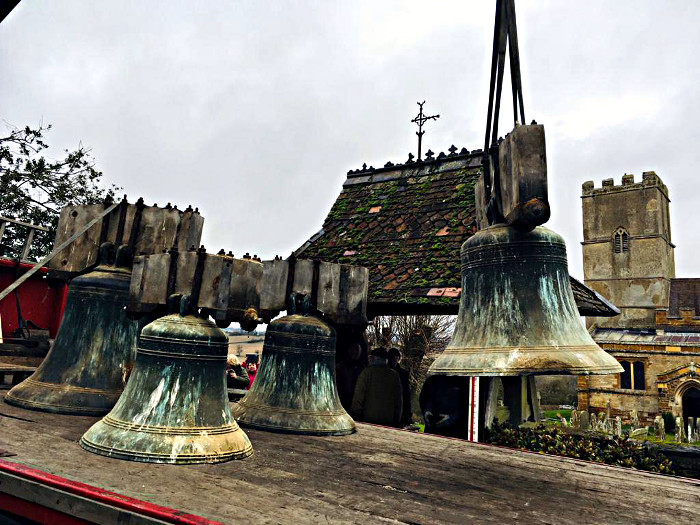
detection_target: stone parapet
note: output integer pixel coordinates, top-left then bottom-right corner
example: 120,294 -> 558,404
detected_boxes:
581,171 -> 669,200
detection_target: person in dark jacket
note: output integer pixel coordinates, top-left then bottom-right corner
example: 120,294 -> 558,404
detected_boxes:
226,355 -> 250,390
351,347 -> 403,427
388,347 -> 412,427
419,375 -> 471,438
336,342 -> 365,411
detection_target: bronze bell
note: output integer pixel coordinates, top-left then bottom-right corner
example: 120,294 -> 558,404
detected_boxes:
430,223 -> 623,376
6,242 -> 141,415
232,296 -> 355,435
80,295 -> 252,464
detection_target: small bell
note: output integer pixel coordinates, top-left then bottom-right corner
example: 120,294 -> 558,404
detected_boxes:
233,294 -> 355,435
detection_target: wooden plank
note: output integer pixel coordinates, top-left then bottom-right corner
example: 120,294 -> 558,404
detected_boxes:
48,204 -> 204,277
19,228 -> 35,261
0,216 -> 49,232
0,364 -> 35,372
0,356 -> 44,367
0,393 -> 698,524
0,343 -> 47,358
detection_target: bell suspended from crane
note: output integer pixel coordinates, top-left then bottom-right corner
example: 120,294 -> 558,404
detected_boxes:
6,242 -> 141,415
430,223 -> 623,377
426,0 -> 622,430
233,293 -> 355,435
80,294 -> 253,464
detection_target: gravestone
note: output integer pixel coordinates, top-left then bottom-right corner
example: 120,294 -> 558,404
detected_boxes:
614,416 -> 622,437
630,427 -> 648,439
653,415 -> 665,440
579,411 -> 590,431
571,410 -> 580,430
688,417 -> 696,443
590,413 -> 598,432
630,409 -> 640,430
675,417 -> 685,443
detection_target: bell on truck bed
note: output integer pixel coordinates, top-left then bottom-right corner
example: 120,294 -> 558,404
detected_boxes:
80,295 -> 252,464
6,243 -> 140,415
233,294 -> 355,436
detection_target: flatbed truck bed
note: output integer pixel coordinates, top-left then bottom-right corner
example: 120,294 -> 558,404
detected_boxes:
0,393 -> 698,524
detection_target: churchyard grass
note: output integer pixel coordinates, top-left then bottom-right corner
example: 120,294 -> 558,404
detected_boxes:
543,409 -> 572,420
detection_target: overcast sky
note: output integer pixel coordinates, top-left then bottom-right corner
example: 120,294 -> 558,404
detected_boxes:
2,1 -> 699,280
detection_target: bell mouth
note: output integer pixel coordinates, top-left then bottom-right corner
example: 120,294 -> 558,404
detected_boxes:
5,378 -> 123,416
232,398 -> 356,436
428,343 -> 624,377
79,418 -> 254,464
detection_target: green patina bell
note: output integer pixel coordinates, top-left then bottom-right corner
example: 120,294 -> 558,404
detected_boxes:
6,242 -> 140,415
429,224 -> 623,377
80,295 -> 252,464
233,296 -> 355,435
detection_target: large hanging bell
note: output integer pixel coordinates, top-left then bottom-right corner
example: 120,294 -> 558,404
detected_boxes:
430,223 -> 623,376
232,298 -> 355,435
80,295 -> 252,464
6,243 -> 140,415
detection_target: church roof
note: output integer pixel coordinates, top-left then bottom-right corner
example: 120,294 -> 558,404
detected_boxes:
295,147 -> 618,319
592,328 -> 700,347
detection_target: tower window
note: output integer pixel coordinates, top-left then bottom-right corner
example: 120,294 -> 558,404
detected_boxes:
619,360 -> 645,390
613,227 -> 629,253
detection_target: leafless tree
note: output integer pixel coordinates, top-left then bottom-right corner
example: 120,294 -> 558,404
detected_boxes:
365,315 -> 455,418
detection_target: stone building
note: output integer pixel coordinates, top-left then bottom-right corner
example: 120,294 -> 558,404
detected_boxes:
577,172 -> 700,425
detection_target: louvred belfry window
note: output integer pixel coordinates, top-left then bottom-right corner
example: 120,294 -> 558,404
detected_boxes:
613,227 -> 629,254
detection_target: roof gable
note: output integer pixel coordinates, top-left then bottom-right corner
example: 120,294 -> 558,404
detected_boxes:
296,148 -> 618,318
297,150 -> 481,315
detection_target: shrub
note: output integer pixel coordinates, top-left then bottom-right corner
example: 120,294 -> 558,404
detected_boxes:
483,422 -> 674,475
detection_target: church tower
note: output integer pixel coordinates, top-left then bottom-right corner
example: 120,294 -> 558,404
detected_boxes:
581,172 -> 675,329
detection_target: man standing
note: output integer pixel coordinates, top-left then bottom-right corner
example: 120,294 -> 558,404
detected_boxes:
351,347 -> 403,427
388,347 -> 412,427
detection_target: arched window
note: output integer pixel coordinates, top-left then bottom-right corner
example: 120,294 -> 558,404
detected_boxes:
619,360 -> 644,390
613,227 -> 629,253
